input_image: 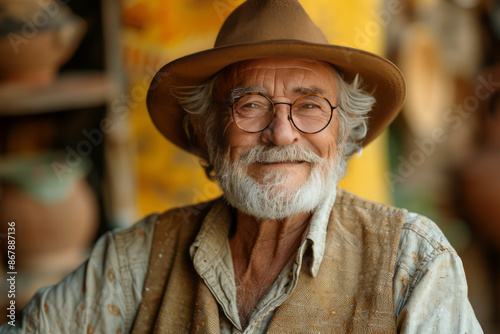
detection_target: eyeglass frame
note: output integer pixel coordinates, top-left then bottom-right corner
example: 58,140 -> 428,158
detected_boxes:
230,92 -> 338,134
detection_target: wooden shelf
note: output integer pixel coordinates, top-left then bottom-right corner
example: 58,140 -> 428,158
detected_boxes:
0,72 -> 119,116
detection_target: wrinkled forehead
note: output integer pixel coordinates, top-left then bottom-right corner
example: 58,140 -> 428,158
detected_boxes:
214,58 -> 338,100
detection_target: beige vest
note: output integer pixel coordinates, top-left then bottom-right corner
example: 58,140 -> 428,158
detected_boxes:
132,189 -> 406,333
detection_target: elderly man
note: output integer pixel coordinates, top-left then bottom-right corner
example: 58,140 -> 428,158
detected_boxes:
5,0 -> 482,333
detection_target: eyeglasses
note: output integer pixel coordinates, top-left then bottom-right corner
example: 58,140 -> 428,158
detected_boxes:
231,92 -> 337,134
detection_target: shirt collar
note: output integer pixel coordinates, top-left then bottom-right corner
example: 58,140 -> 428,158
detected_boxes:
189,198 -> 232,274
190,187 -> 338,278
189,199 -> 242,328
305,187 -> 337,277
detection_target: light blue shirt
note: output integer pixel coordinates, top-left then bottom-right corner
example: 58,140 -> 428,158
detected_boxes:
1,192 -> 483,333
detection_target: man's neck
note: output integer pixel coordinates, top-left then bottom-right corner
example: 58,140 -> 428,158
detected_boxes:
229,210 -> 312,328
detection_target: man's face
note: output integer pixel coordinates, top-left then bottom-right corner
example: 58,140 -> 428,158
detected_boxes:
206,58 -> 345,220
217,58 -> 341,189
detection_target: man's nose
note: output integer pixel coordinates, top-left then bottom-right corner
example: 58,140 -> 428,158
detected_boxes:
261,105 -> 300,146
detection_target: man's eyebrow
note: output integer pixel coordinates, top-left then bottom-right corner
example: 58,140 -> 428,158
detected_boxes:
293,86 -> 327,96
229,86 -> 268,104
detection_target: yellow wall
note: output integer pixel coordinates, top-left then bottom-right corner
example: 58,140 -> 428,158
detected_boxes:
124,0 -> 391,217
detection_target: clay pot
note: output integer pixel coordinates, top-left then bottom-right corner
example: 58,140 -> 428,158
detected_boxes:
0,151 -> 99,271
0,0 -> 86,86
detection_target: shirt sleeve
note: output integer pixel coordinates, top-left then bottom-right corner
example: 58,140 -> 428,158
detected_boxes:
393,213 -> 483,333
0,214 -> 157,334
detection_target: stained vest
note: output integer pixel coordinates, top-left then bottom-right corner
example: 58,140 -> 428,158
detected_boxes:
132,189 -> 406,333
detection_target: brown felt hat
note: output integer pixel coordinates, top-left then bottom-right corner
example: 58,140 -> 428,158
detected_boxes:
147,0 -> 405,156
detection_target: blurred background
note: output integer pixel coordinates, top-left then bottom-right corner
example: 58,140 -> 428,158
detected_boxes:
0,0 -> 498,331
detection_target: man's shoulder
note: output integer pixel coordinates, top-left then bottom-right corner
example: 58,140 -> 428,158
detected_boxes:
333,189 -> 455,257
109,199 -> 219,257
399,212 -> 456,257
120,198 -> 219,233
393,213 -> 482,332
154,198 -> 220,230
335,190 -> 454,255
111,213 -> 160,256
395,212 -> 459,284
335,188 -> 408,218
122,198 -> 222,251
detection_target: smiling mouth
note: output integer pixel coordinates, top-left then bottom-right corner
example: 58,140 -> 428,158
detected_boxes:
258,160 -> 307,165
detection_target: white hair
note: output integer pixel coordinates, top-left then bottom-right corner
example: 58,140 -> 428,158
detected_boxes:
176,65 -> 375,177
212,144 -> 346,220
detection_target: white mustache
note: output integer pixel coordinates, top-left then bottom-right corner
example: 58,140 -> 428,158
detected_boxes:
238,145 -> 324,166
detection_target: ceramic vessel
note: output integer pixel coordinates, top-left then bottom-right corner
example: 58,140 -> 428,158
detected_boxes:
0,151 -> 99,271
0,0 -> 86,85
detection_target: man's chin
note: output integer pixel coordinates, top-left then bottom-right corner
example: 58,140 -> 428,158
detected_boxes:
249,163 -> 311,183
213,149 -> 343,221
221,175 -> 322,221
252,177 -> 307,192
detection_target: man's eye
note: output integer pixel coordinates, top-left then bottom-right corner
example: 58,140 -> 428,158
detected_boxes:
240,103 -> 270,111
243,103 -> 259,109
300,104 -> 320,109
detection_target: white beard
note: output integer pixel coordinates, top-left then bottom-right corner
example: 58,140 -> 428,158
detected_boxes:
212,145 -> 346,221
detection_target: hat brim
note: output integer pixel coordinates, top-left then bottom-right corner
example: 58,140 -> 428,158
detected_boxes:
147,40 -> 405,156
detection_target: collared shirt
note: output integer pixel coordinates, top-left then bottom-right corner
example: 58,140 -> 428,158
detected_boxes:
2,192 -> 482,333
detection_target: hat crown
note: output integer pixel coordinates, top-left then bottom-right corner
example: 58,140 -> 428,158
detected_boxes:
215,0 -> 329,47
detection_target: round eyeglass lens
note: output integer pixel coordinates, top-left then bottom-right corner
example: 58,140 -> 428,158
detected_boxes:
233,93 -> 274,132
291,94 -> 332,133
